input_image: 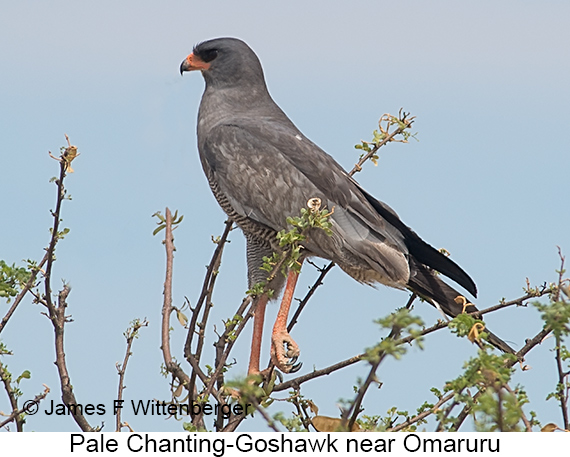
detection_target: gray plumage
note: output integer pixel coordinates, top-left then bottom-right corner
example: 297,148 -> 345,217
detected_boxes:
181,37 -> 514,354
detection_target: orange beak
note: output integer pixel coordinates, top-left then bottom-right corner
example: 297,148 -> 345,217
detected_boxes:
180,53 -> 211,74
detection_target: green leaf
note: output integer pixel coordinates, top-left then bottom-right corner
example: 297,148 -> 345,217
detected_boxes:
16,370 -> 31,384
153,224 -> 166,236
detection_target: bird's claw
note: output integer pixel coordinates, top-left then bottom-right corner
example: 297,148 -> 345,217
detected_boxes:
271,331 -> 301,373
288,360 -> 303,373
287,354 -> 303,372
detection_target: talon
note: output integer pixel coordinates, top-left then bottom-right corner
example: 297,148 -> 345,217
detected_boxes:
270,330 -> 301,373
287,355 -> 298,365
289,361 -> 302,373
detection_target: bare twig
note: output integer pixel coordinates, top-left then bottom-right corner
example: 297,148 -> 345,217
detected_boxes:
221,416 -> 243,432
287,262 -> 336,333
46,283 -> 93,431
185,219 -> 232,359
158,208 -> 206,418
187,291 -> 251,429
475,285 -> 554,317
115,319 -> 148,432
161,208 -> 175,368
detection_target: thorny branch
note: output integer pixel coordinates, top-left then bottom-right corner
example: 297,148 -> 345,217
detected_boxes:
287,262 -> 336,333
37,138 -> 93,431
158,208 -> 214,425
0,253 -> 49,335
273,284 -> 553,395
0,358 -> 25,431
185,230 -> 557,431
207,296 -> 253,400
273,353 -> 364,393
158,210 -> 234,430
192,294 -> 254,431
0,385 -> 50,430
448,302 -> 564,431
192,218 -> 320,429
161,208 -> 178,376
195,267 -> 554,430
349,110 -> 415,175
290,389 -> 313,431
116,319 -> 148,432
436,387 -> 469,432
388,392 -> 455,432
185,219 -> 233,404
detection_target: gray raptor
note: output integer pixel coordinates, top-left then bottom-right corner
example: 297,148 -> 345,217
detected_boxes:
180,37 -> 514,375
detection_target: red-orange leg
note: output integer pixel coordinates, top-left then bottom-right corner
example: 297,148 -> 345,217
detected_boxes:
247,293 -> 269,376
270,269 -> 302,373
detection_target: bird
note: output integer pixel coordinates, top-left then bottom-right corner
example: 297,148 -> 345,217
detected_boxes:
180,37 -> 514,376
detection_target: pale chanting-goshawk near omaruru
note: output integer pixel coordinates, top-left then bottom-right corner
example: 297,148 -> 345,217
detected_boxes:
180,37 -> 514,375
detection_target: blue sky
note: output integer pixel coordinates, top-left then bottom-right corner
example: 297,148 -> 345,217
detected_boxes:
1,0 -> 569,432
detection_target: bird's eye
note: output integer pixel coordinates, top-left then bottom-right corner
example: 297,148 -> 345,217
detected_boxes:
200,49 -> 218,63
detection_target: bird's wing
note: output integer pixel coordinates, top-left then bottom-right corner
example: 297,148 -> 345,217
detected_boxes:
202,120 -> 476,295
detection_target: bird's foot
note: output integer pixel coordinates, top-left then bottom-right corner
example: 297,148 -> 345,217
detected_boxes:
270,331 -> 302,373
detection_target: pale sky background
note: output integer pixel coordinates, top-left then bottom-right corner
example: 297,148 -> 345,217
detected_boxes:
1,0 -> 569,432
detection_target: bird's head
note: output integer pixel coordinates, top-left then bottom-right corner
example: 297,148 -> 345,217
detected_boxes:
180,37 -> 267,90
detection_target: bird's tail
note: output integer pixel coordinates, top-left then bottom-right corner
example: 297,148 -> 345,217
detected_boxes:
407,259 -> 515,354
